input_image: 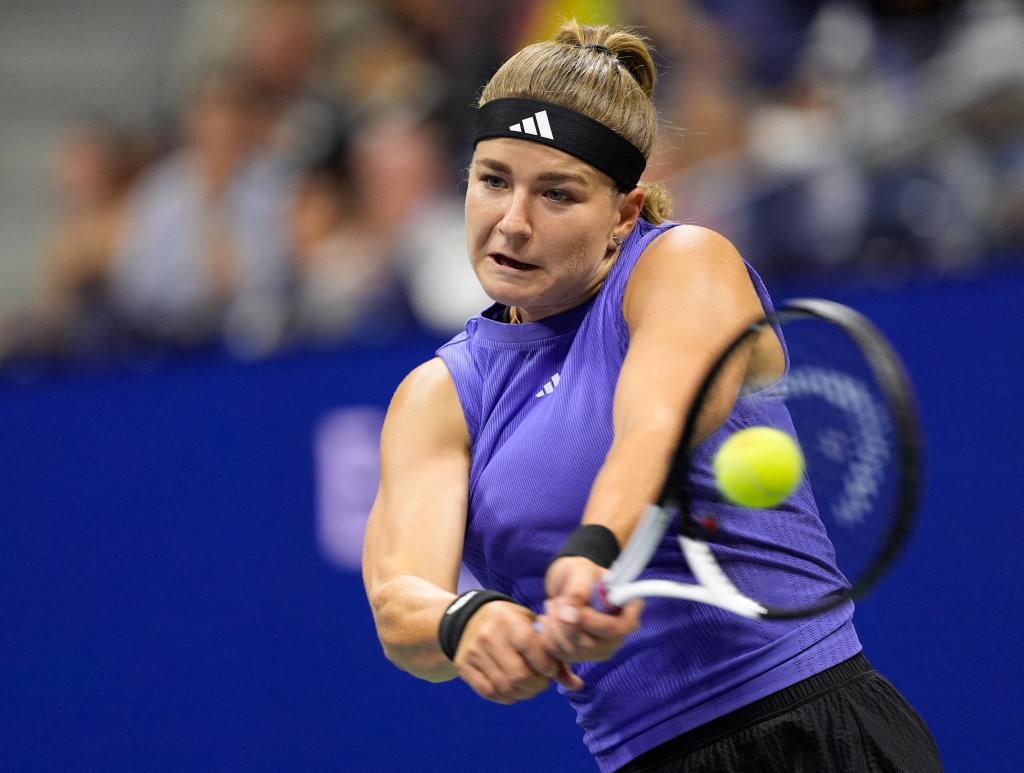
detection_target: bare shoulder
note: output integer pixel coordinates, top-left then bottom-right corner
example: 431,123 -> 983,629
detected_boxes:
393,357 -> 459,402
384,357 -> 468,451
623,224 -> 762,331
630,224 -> 750,294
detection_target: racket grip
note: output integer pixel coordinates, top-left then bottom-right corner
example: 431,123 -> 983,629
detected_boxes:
591,581 -> 622,615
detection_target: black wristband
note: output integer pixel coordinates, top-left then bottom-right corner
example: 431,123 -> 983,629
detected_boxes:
553,524 -> 621,568
437,589 -> 519,661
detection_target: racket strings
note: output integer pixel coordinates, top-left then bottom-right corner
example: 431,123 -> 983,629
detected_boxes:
605,301 -> 919,619
702,314 -> 907,612
775,320 -> 903,593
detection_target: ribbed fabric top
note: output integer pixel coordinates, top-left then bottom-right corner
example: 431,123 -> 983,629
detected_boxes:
436,219 -> 860,772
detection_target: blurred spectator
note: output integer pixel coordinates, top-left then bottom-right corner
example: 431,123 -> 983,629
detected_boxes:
172,0 -> 354,169
288,157 -> 400,342
45,121 -> 143,346
5,0 -> 1024,368
288,115 -> 470,341
639,4 -> 761,255
372,117 -> 490,333
373,0 -> 528,165
240,0 -> 352,168
639,0 -> 1024,281
0,120 -> 147,362
327,10 -> 446,130
110,69 -> 295,355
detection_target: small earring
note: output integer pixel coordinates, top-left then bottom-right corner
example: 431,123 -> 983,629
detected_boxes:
612,235 -> 623,249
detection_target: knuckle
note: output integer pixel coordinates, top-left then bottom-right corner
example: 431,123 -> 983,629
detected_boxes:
509,664 -> 535,686
509,626 -> 532,650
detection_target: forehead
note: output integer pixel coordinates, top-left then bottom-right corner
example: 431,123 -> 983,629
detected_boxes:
472,138 -> 603,184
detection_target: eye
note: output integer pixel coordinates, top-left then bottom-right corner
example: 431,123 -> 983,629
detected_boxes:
545,189 -> 573,203
481,174 -> 506,189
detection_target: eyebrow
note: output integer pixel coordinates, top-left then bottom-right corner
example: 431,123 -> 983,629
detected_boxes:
475,157 -> 591,187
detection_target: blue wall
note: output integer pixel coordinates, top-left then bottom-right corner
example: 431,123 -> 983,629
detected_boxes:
3,271 -> 1023,771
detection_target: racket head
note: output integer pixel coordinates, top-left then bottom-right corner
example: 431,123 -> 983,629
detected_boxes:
665,299 -> 922,619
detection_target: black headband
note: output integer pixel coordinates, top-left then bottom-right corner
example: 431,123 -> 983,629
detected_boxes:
473,98 -> 646,192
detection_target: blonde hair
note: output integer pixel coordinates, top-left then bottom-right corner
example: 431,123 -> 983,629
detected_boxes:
478,19 -> 673,224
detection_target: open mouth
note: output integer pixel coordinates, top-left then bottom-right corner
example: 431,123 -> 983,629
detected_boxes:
489,253 -> 539,271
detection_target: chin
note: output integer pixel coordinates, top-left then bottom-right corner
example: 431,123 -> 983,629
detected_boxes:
474,268 -> 538,307
481,285 -> 526,308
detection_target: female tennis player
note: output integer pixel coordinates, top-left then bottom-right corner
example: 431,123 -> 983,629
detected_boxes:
362,21 -> 940,772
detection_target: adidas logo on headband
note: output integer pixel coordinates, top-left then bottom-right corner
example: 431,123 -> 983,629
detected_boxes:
509,110 -> 554,140
475,98 -> 646,191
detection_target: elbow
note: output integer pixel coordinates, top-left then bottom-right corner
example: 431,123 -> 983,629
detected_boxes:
379,638 -> 456,683
368,583 -> 457,683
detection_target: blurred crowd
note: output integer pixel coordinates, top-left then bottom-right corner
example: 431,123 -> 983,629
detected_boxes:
2,0 -> 1022,369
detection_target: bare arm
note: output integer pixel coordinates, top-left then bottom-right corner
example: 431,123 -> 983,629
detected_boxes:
364,358 -> 580,698
583,225 -> 768,543
541,225 -> 771,658
362,358 -> 470,682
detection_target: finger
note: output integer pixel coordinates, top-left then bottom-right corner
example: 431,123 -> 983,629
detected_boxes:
559,574 -> 597,609
577,599 -> 644,640
516,623 -> 561,680
459,661 -> 514,705
496,653 -> 550,700
542,615 -> 599,662
552,659 -> 585,691
480,632 -> 550,700
460,611 -> 528,699
525,619 -> 583,688
552,596 -> 582,624
550,598 -> 598,650
462,643 -> 518,699
545,597 -> 580,628
514,671 -> 550,699
473,646 -> 522,700
538,612 -> 580,662
517,626 -> 582,690
574,631 -> 600,652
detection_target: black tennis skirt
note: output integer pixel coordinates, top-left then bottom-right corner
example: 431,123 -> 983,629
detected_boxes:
617,653 -> 941,773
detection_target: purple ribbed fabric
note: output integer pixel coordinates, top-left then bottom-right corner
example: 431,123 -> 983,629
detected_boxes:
436,219 -> 861,772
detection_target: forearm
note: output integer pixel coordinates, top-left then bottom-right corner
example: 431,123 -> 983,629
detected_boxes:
367,574 -> 459,682
581,423 -> 679,546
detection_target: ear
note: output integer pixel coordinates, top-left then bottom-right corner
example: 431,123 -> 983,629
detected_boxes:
611,187 -> 645,245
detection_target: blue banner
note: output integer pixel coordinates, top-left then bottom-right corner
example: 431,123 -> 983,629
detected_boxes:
3,271 -> 1023,771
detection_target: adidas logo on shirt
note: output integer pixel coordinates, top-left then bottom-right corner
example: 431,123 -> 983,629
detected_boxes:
535,372 -> 561,398
509,110 -> 554,140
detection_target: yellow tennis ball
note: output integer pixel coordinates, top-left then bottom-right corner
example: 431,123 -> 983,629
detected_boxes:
713,427 -> 805,508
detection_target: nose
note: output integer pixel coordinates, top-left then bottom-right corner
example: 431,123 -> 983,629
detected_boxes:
497,190 -> 532,242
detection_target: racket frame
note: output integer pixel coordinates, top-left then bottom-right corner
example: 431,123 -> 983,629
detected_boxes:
599,299 -> 922,621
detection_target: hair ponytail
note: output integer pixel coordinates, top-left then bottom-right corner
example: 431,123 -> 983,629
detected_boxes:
480,20 -> 673,222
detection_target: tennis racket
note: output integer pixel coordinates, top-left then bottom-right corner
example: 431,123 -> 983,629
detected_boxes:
595,298 -> 921,620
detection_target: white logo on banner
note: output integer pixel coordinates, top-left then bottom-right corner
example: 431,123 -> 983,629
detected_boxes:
314,406 -> 481,591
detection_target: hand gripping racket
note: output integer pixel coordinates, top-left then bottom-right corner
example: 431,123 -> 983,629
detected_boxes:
595,299 -> 921,620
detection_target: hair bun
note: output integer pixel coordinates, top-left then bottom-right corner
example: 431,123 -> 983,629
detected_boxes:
554,20 -> 657,99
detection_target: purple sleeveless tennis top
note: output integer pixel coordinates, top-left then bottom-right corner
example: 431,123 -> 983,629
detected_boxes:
436,219 -> 861,772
